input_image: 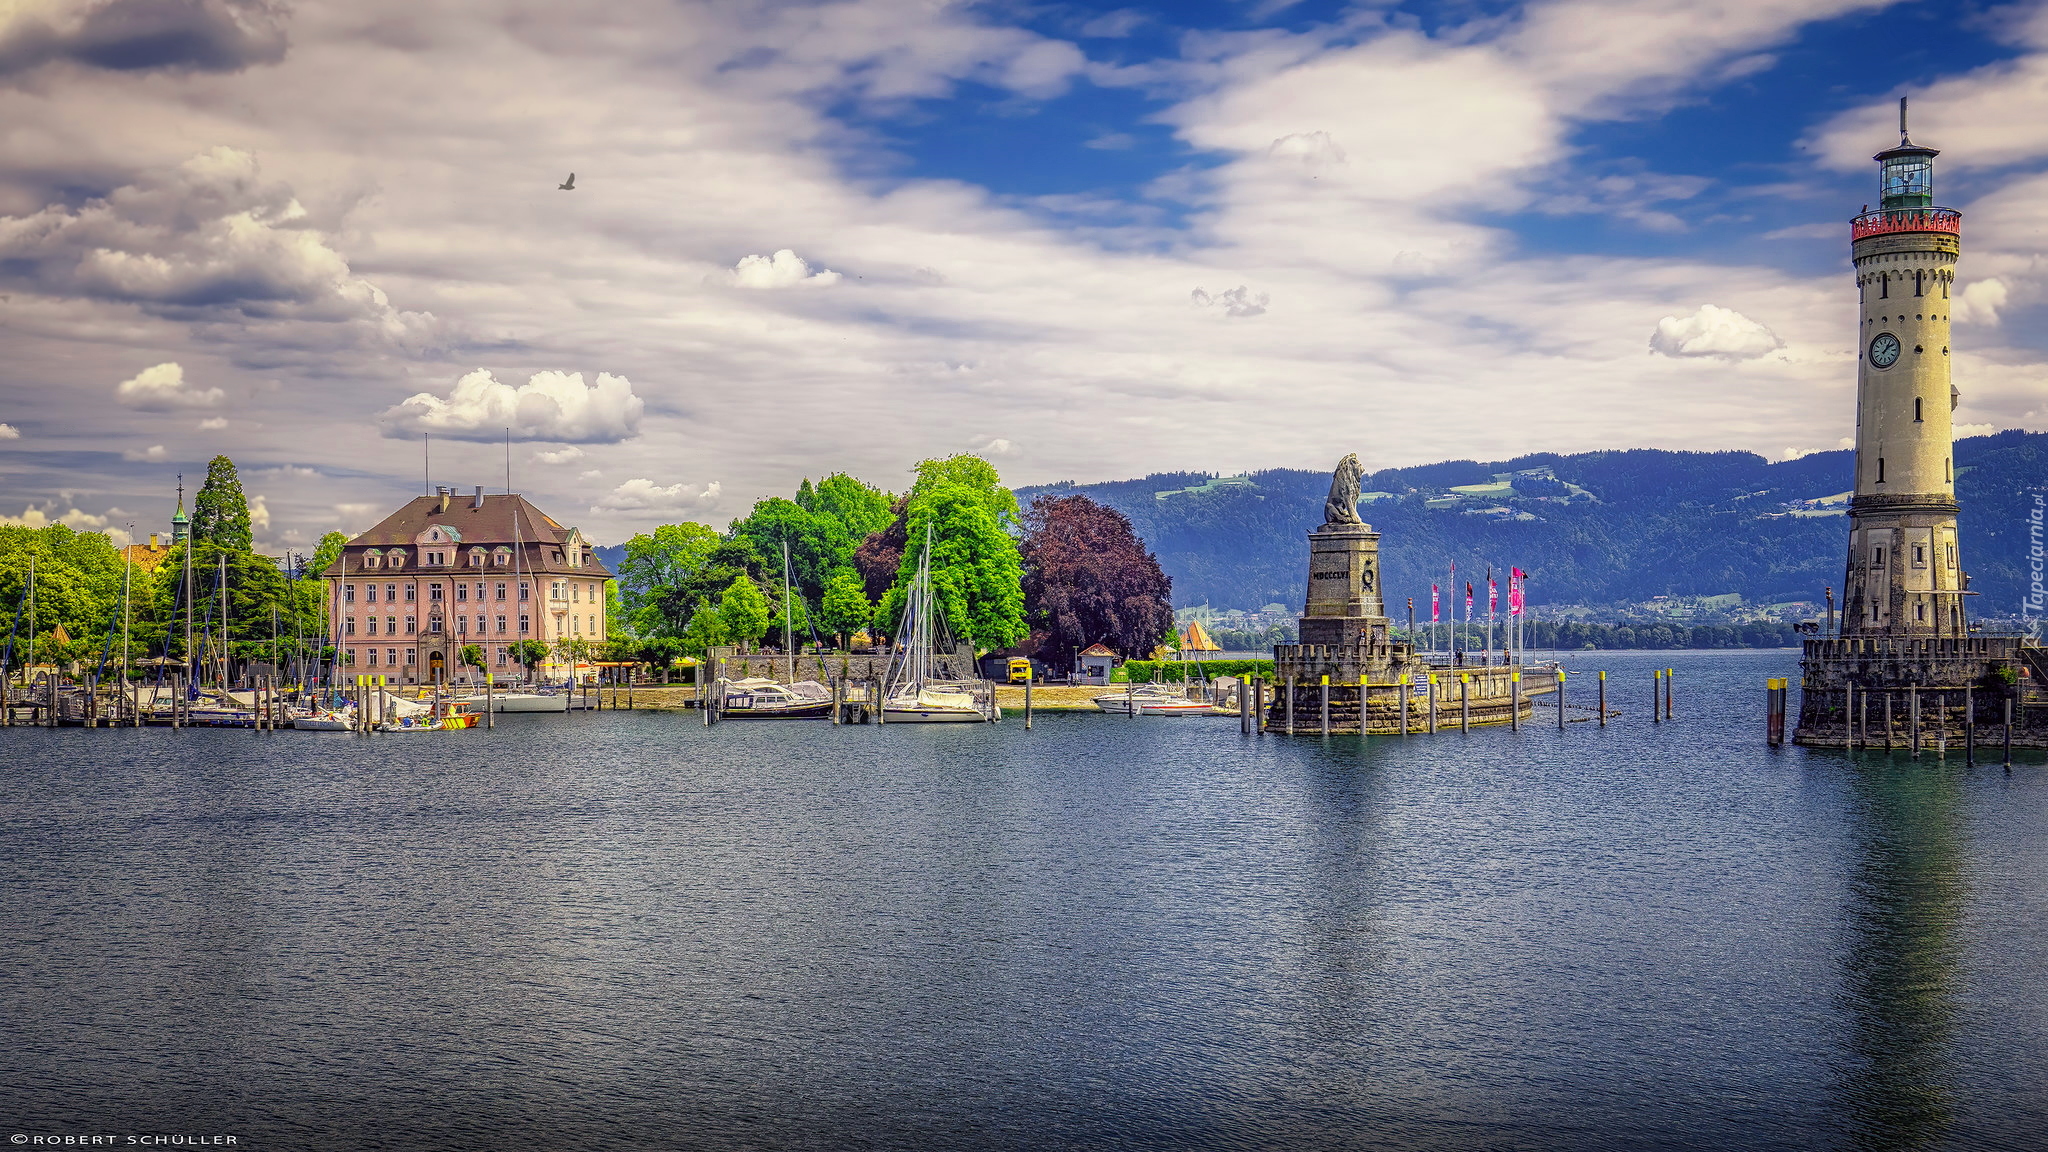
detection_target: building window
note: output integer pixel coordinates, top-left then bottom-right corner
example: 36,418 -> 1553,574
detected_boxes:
496,615 -> 507,634
344,584 -> 356,603
385,583 -> 396,600
1915,398 -> 1922,422
552,581 -> 565,600
366,584 -> 378,604
1872,547 -> 1886,569
365,551 -> 381,570
387,616 -> 396,634
345,616 -> 356,635
572,615 -> 580,634
496,582 -> 507,601
367,648 -> 379,666
406,615 -> 417,634
406,584 -> 417,602
519,614 -> 530,634
1914,545 -> 1926,565
589,614 -> 597,634
430,583 -> 444,601
430,616 -> 443,633
406,648 -> 416,665
494,550 -> 510,567
572,582 -> 581,602
1880,274 -> 1889,299
1877,458 -> 1886,483
520,581 -> 531,601
456,583 -> 468,603
388,648 -> 397,665
496,646 -> 507,665
457,616 -> 468,635
1916,602 -> 1926,621
367,616 -> 379,636
388,551 -> 405,569
1947,544 -> 1957,568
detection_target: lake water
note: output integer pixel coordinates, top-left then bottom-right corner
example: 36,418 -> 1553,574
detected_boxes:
4,650 -> 2046,1151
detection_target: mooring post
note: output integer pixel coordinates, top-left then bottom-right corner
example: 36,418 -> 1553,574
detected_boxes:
1666,668 -> 1675,720
1319,675 -> 1330,738
1285,676 -> 1295,736
1885,693 -> 1895,751
1510,672 -> 1520,732
1024,673 -> 1033,731
1399,675 -> 1410,736
1965,684 -> 1975,764
1911,688 -> 1921,759
1766,678 -> 1786,747
1427,673 -> 1438,734
1237,676 -> 1248,735
1845,681 -> 1855,750
1597,670 -> 1607,726
2003,696 -> 2013,768
1460,674 -> 1470,733
1652,671 -> 1661,724
1359,673 -> 1370,737
1556,669 -> 1565,730
1859,693 -> 1868,747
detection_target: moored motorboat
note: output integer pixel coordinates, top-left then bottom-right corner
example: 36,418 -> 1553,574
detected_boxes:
721,678 -> 834,720
1094,688 -> 1216,716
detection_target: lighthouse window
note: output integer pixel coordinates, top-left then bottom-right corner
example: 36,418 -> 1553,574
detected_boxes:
1915,271 -> 1924,296
1880,275 -> 1889,299
1916,602 -> 1926,621
1913,545 -> 1926,566
1877,458 -> 1886,483
1915,398 -> 1922,422
1872,546 -> 1886,569
1947,543 -> 1957,567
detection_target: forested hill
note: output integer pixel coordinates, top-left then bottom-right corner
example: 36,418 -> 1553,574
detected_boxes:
1016,430 -> 2048,616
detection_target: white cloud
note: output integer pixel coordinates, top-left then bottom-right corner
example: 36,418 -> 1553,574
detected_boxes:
592,478 -> 721,514
1267,131 -> 1347,168
532,446 -> 585,465
380,369 -> 644,443
0,504 -> 108,530
253,464 -> 317,478
973,436 -> 1018,456
1955,423 -> 1997,438
722,249 -> 842,289
122,444 -> 168,461
1953,279 -> 2010,326
333,503 -> 380,531
197,417 -> 228,430
116,362 -> 223,410
248,493 -> 270,531
1191,285 -> 1269,318
0,423 -> 17,439
1649,305 -> 1784,360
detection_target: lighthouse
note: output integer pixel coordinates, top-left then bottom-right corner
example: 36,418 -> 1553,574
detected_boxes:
1839,98 -> 1965,637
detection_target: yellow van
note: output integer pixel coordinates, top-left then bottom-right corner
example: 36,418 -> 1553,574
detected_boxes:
1007,657 -> 1033,683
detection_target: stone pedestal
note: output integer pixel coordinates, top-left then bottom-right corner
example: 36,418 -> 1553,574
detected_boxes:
1298,523 -> 1386,646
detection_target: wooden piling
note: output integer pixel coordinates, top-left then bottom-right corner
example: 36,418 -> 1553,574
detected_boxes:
1885,693 -> 1895,751
1965,685 -> 1975,765
2003,697 -> 2013,768
1910,689 -> 1921,758
1399,675 -> 1410,736
1766,678 -> 1786,746
1556,669 -> 1565,729
1666,668 -> 1675,720
1319,675 -> 1330,737
1510,672 -> 1520,732
1285,677 -> 1295,736
1597,670 -> 1606,726
1652,670 -> 1661,724
1459,674 -> 1470,733
1427,673 -> 1438,734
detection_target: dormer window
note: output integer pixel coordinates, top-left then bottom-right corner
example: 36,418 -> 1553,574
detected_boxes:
493,547 -> 511,567
469,547 -> 486,567
387,550 -> 406,569
365,549 -> 382,570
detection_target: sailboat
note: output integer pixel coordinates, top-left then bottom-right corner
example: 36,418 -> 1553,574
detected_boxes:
716,540 -> 833,719
880,526 -> 990,724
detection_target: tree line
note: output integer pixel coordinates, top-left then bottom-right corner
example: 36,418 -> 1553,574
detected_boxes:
610,454 -> 1176,673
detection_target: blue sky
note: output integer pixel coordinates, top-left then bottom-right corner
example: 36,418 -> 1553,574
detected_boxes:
0,0 -> 2045,549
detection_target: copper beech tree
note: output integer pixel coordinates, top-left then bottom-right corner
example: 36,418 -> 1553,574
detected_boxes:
1018,494 -> 1173,669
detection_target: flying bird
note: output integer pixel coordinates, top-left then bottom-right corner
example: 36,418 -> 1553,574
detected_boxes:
559,173 -> 576,190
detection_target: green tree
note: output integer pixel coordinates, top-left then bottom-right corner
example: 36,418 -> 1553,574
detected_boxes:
459,643 -> 486,673
309,531 -> 347,576
190,455 -> 252,551
617,522 -> 720,632
765,582 -> 813,651
681,602 -> 727,656
729,497 -> 837,603
819,566 -> 872,647
812,473 -> 895,541
878,482 -> 1027,650
911,455 -> 1018,525
511,638 -> 550,678
652,536 -> 764,638
716,574 -> 770,646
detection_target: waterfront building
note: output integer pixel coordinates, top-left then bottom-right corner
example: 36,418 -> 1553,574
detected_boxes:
321,485 -> 613,685
1795,102 -> 2048,745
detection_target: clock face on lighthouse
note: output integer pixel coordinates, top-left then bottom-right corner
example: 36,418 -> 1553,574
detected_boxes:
1869,332 -> 1902,368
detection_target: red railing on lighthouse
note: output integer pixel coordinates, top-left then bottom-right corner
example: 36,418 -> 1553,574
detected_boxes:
1851,208 -> 1961,241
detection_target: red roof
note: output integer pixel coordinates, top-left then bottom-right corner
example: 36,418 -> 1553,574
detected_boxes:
322,492 -> 610,579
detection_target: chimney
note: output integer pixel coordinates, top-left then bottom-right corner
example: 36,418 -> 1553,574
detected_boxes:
436,486 -> 450,513
473,485 -> 485,510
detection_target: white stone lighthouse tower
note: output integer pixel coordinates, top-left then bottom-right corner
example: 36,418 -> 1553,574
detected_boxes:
1840,98 -> 1966,637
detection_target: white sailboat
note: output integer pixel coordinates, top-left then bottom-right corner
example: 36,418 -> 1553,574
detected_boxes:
881,525 -> 990,724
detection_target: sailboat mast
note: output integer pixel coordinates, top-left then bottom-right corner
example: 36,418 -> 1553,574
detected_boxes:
26,556 -> 35,669
218,551 -> 228,689
120,538 -> 132,685
783,540 -> 795,685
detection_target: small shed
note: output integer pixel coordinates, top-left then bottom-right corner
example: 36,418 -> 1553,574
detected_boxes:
1075,643 -> 1116,684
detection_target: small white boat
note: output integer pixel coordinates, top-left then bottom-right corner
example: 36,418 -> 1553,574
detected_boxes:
883,684 -> 989,723
722,678 -> 834,720
1094,688 -> 1216,716
292,710 -> 353,731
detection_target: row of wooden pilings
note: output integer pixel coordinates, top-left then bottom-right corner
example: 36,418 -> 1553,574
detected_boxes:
1767,677 -> 2017,766
1230,667 -> 1672,737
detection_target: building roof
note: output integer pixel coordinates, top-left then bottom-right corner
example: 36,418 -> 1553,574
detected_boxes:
119,542 -> 172,572
1078,643 -> 1117,658
322,492 -> 612,580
